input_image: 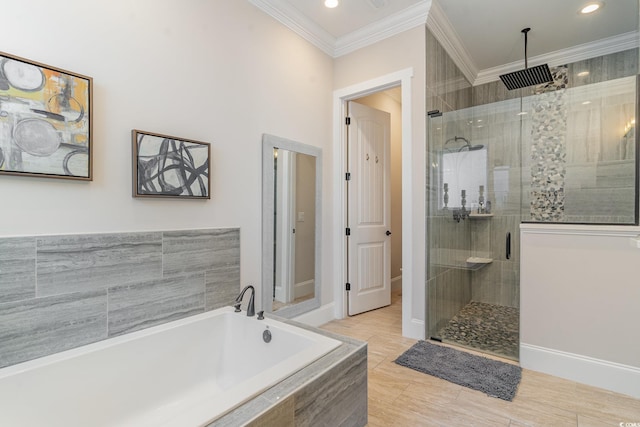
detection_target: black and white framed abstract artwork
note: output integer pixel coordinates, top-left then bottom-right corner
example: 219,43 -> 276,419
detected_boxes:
132,130 -> 210,199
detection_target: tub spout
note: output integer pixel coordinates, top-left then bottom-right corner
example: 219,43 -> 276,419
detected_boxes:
234,285 -> 255,317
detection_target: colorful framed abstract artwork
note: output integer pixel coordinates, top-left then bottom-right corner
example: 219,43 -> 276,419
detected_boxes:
0,51 -> 92,180
132,130 -> 211,199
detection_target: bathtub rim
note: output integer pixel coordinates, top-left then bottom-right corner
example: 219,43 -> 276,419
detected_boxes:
0,305 -> 343,380
209,315 -> 368,426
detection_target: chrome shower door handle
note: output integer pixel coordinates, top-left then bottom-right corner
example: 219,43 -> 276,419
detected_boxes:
506,232 -> 511,260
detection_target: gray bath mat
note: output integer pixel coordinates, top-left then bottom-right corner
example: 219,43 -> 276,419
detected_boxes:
394,341 -> 521,401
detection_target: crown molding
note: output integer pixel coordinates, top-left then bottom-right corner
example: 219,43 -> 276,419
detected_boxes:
474,31 -> 640,86
425,0 -> 478,85
250,0 -> 430,58
250,0 -> 639,80
248,0 -> 336,56
333,1 -> 431,57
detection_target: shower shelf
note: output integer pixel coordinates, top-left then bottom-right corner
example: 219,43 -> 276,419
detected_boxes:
468,213 -> 494,218
432,258 -> 493,271
465,257 -> 493,270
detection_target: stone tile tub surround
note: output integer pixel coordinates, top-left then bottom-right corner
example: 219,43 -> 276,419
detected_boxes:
209,319 -> 368,427
0,307 -> 359,426
0,228 -> 240,369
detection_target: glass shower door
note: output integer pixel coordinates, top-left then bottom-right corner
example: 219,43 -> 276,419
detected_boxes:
427,99 -> 524,361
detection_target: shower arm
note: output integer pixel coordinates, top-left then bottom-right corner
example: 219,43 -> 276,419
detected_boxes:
523,28 -> 529,69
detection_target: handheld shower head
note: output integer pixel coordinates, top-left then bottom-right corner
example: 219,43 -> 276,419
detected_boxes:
444,136 -> 484,152
444,136 -> 470,146
461,144 -> 485,152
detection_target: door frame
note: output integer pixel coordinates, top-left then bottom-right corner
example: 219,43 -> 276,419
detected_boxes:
332,68 -> 416,338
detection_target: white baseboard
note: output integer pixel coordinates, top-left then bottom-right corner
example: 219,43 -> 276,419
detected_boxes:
520,343 -> 640,398
403,317 -> 425,340
391,275 -> 402,291
293,302 -> 336,327
294,279 -> 314,299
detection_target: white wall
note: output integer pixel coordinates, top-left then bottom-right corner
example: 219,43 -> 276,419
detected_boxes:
521,224 -> 640,397
333,26 -> 426,337
0,0 -> 333,307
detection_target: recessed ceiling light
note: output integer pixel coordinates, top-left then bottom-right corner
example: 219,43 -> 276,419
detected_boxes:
582,101 -> 592,105
324,0 -> 339,8
580,2 -> 603,14
517,111 -> 528,116
577,71 -> 590,77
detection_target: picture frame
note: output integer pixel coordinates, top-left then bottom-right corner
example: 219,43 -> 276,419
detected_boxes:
0,51 -> 92,180
132,129 -> 211,199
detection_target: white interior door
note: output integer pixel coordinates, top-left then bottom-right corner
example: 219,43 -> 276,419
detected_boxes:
347,101 -> 391,315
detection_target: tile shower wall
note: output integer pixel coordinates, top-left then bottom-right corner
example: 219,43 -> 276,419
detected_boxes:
0,228 -> 240,369
466,97 -> 523,308
470,217 -> 520,308
472,50 -> 638,107
473,49 -> 638,224
465,49 -> 638,306
426,28 -> 474,338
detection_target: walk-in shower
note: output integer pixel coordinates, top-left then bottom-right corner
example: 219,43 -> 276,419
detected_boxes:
426,44 -> 638,360
427,102 -> 523,360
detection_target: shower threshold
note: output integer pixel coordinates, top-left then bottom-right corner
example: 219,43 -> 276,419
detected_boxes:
437,301 -> 519,361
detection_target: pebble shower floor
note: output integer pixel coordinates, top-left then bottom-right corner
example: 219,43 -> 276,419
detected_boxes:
439,301 -> 519,360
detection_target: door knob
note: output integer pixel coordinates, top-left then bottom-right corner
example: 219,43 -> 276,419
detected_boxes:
386,230 -> 392,236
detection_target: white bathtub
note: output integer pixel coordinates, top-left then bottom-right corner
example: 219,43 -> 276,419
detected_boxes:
0,306 -> 341,426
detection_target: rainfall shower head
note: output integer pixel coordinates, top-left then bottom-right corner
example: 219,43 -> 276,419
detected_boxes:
444,136 -> 484,152
499,28 -> 553,90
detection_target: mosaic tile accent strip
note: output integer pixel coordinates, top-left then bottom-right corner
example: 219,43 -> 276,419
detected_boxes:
529,66 -> 568,221
439,301 -> 519,360
533,65 -> 568,94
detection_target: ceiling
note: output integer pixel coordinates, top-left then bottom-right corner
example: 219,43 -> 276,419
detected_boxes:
250,0 -> 639,83
437,0 -> 638,71
279,0 -> 425,39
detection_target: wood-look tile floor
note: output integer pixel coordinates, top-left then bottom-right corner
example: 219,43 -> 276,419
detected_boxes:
320,290 -> 640,426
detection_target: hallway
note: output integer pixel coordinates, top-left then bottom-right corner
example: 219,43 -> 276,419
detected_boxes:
320,290 -> 640,426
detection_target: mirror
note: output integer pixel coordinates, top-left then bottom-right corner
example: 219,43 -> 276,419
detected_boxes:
262,134 -> 322,318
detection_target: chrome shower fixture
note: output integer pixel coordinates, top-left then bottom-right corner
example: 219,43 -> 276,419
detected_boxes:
444,136 -> 485,152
